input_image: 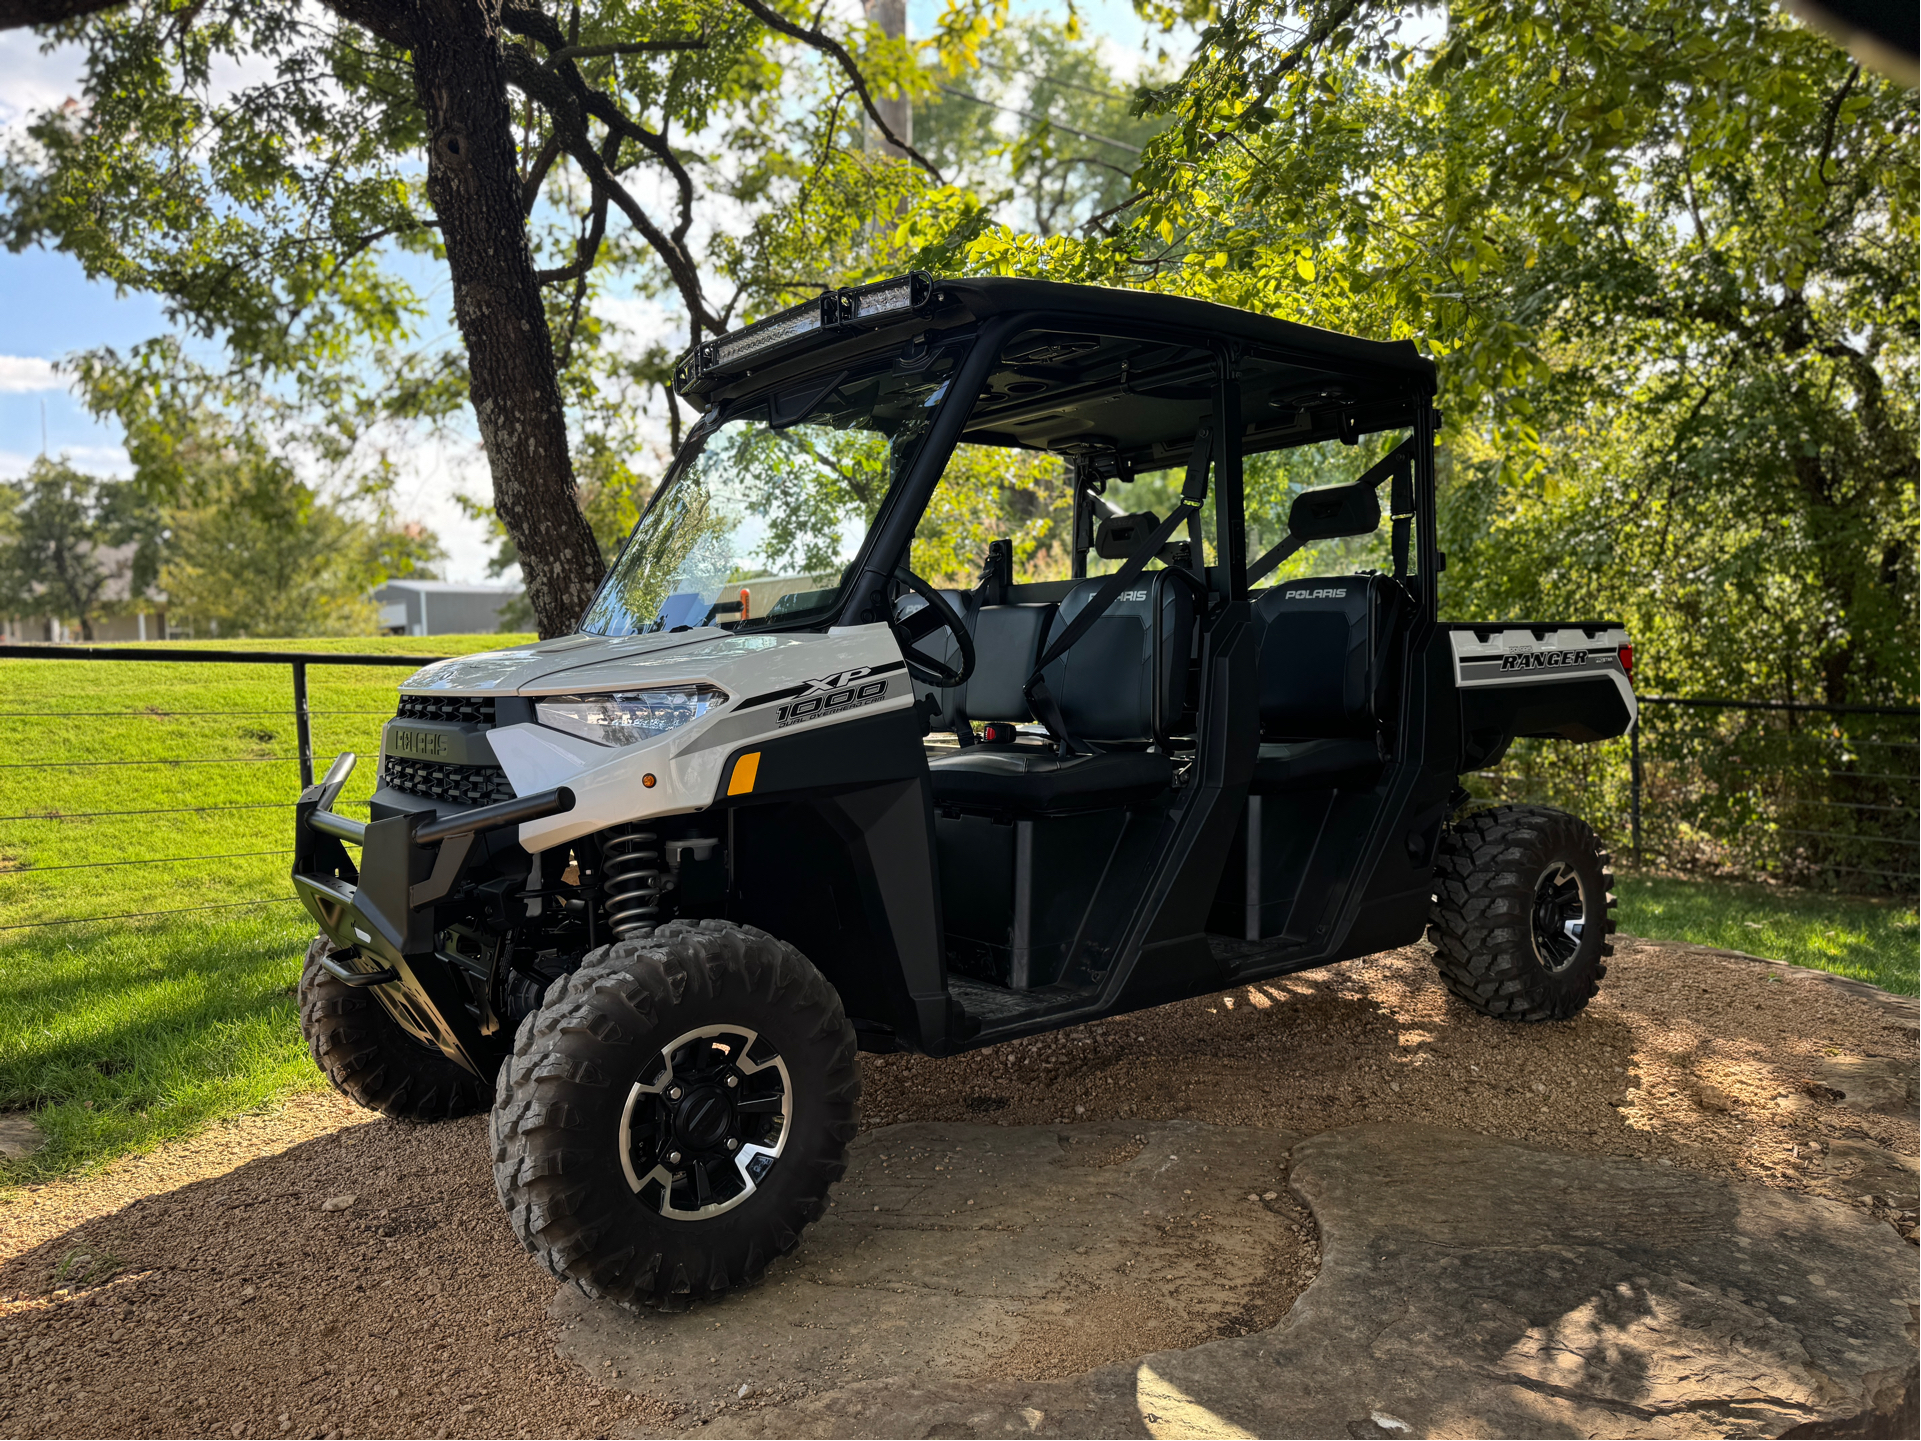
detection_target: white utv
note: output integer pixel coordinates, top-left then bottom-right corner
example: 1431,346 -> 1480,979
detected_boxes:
292,274 -> 1637,1311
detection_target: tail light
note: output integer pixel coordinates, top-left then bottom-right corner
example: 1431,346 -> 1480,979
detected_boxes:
1617,645 -> 1634,680
739,587 -> 751,623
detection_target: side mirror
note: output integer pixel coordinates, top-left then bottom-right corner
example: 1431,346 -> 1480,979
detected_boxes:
1287,482 -> 1380,541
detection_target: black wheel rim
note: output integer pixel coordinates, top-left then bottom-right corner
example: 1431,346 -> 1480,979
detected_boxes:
618,1025 -> 792,1220
1530,863 -> 1586,972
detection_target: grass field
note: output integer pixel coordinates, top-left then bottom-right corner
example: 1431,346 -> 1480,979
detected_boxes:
1615,873 -> 1917,997
0,636 -> 529,1183
2,638 -> 1914,1183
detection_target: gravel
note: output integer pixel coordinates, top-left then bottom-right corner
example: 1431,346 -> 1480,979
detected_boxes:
0,937 -> 1912,1439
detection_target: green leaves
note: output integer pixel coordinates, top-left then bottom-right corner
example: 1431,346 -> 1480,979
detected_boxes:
954,0 -> 1914,706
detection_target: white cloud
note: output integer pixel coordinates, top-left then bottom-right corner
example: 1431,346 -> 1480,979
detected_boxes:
0,442 -> 132,478
0,32 -> 86,135
0,355 -> 66,393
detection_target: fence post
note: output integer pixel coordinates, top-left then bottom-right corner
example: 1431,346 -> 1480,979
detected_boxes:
293,661 -> 314,790
1629,715 -> 1642,866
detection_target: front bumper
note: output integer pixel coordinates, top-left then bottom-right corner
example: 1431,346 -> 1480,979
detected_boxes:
292,754 -> 574,1077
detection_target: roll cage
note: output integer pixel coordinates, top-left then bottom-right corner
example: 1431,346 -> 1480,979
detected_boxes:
664,273 -> 1442,642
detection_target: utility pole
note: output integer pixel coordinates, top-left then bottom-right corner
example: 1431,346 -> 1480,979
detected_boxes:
863,0 -> 911,159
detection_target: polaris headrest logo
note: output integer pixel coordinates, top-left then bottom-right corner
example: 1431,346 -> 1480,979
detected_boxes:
1118,589 -> 1149,602
1286,588 -> 1348,600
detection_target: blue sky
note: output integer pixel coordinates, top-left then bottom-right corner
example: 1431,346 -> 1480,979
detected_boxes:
0,0 -> 1177,582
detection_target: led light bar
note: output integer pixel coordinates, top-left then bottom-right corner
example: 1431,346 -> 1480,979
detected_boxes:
854,278 -> 913,318
842,272 -> 935,325
674,272 -> 940,394
712,299 -> 826,369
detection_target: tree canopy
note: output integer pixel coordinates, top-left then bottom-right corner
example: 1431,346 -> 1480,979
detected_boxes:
953,0 -> 1917,705
2,0 -> 1912,705
2,0 -> 1006,633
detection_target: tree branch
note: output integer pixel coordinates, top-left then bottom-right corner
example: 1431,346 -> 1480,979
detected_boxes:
730,0 -> 945,183
1816,62 -> 1861,187
500,41 -> 723,332
521,130 -> 562,213
536,179 -> 609,287
0,0 -> 122,28
313,0 -> 412,49
498,8 -> 707,309
545,38 -> 704,62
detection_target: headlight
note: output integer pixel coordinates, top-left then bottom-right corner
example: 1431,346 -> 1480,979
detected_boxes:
535,685 -> 728,747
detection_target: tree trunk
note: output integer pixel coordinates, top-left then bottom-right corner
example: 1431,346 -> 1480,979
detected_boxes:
407,0 -> 605,638
862,0 -> 911,157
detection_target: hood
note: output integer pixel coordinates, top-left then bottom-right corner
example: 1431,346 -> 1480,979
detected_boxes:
399,627 -> 841,697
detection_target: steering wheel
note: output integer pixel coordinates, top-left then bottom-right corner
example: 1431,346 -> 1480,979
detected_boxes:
889,566 -> 976,689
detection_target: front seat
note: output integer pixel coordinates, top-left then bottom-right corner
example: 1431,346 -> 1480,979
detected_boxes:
927,570 -> 1193,813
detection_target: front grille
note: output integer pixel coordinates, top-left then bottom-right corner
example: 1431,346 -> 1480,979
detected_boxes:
381,756 -> 516,807
397,694 -> 496,725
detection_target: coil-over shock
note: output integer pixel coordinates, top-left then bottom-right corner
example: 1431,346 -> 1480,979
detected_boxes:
600,825 -> 669,939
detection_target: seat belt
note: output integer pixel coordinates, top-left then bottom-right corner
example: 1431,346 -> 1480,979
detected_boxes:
1389,457 -> 1413,580
1245,439 -> 1414,589
1024,425 -> 1213,755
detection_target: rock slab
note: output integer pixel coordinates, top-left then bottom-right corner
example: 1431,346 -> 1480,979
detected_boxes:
1135,1125 -> 1919,1440
1815,1057 -> 1919,1117
591,1129 -> 1913,1441
0,1114 -> 45,1160
559,1121 -> 1304,1419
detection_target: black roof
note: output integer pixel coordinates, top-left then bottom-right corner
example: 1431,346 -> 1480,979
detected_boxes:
676,276 -> 1435,467
938,278 -> 1435,386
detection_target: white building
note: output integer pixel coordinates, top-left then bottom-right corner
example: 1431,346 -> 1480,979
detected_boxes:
373,580 -> 523,636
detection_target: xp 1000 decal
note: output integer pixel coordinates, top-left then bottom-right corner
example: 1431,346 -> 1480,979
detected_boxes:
765,663 -> 906,727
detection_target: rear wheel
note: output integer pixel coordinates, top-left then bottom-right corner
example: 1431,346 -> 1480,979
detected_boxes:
491,920 -> 859,1311
297,935 -> 489,1120
1426,804 -> 1615,1022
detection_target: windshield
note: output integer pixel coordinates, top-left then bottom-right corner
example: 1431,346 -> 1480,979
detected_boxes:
579,343 -> 971,637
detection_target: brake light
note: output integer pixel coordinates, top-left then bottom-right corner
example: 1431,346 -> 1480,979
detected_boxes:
1617,645 -> 1634,680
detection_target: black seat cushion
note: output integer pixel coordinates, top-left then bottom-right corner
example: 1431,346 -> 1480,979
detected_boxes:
966,604 -> 1055,719
904,595 -> 1058,728
1249,737 -> 1384,793
929,745 -> 1172,813
1040,570 -> 1194,744
1253,575 -> 1401,740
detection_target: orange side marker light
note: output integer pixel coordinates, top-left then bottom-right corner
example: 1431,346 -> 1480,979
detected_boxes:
727,751 -> 761,796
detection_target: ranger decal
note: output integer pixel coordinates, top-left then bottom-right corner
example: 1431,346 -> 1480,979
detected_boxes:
1500,650 -> 1590,671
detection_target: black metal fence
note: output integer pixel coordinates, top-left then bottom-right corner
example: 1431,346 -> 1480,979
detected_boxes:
3,647 -> 1914,937
0,644 -> 442,933
1471,695 -> 1920,895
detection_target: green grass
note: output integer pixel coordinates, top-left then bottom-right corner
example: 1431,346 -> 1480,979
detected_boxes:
1616,872 -> 1918,997
0,635 -> 532,1183
2,639 -> 1912,1181
0,909 -> 324,1183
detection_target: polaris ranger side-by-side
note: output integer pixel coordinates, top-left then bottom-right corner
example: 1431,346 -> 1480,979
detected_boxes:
293,275 -> 1637,1310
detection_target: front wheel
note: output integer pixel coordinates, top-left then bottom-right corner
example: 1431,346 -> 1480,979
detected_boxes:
491,920 -> 860,1311
1426,804 -> 1615,1022
297,935 -> 489,1120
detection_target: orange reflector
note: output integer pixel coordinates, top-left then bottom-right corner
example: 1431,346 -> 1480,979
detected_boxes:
727,751 -> 761,796
642,773 -> 657,788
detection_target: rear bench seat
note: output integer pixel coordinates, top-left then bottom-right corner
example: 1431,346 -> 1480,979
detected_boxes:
1250,574 -> 1402,791
903,571 -> 1193,813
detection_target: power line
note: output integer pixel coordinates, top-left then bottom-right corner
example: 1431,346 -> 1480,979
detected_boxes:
935,84 -> 1144,155
0,896 -> 300,931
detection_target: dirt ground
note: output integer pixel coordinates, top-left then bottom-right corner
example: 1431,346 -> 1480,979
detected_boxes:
0,937 -> 1914,1440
